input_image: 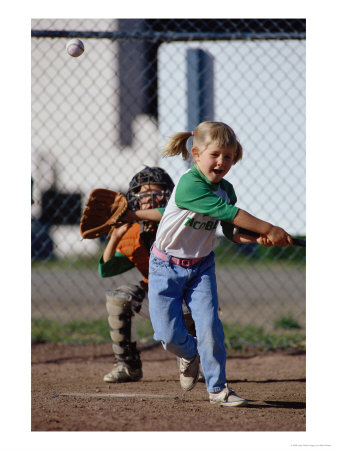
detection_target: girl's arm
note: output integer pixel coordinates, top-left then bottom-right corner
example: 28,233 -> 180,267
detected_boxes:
233,231 -> 273,246
222,221 -> 273,246
232,209 -> 292,247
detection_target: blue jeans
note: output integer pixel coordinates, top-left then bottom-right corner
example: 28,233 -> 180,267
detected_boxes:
148,249 -> 227,393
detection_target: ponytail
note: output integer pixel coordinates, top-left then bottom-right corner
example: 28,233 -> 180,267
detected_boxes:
162,122 -> 243,164
162,132 -> 193,161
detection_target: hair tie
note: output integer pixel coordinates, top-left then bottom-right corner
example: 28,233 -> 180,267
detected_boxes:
191,131 -> 194,136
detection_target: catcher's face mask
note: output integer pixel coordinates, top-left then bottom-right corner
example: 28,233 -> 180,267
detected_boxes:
136,185 -> 165,209
126,166 -> 174,211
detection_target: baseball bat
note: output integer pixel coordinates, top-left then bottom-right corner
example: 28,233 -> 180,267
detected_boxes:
234,227 -> 306,247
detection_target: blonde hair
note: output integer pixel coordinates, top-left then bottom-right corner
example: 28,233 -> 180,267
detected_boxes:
162,121 -> 243,164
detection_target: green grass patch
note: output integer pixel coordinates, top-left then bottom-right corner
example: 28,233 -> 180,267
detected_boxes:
32,318 -> 111,344
32,317 -> 305,352
223,323 -> 305,353
274,315 -> 302,330
31,252 -> 103,271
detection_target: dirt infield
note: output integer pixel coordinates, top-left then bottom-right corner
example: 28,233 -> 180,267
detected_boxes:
31,342 -> 305,432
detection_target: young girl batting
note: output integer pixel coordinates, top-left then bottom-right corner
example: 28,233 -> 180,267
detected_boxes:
148,121 -> 292,406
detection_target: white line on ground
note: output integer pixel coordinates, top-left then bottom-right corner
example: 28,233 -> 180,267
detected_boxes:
53,392 -> 179,400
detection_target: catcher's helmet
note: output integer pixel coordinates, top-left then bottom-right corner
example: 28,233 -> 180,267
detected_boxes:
126,166 -> 174,210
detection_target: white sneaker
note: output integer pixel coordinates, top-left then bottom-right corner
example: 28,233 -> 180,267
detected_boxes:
176,357 -> 205,383
179,354 -> 200,391
209,383 -> 247,407
103,362 -> 142,383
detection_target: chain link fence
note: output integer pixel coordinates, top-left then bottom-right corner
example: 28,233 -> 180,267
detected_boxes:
31,19 -> 305,331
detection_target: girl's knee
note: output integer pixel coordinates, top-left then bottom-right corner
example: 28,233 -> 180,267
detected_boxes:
158,329 -> 188,349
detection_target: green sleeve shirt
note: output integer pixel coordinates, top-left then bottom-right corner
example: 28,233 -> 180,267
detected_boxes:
155,165 -> 239,258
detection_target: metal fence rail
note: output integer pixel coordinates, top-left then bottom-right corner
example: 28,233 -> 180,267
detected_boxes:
31,18 -> 305,331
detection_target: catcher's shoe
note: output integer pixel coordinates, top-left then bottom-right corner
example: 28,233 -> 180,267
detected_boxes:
209,383 -> 247,407
103,362 -> 143,383
179,354 -> 200,391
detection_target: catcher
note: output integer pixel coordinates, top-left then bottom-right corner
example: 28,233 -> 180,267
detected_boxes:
81,166 -> 199,383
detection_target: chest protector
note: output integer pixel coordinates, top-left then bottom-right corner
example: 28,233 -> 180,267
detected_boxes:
116,222 -> 156,286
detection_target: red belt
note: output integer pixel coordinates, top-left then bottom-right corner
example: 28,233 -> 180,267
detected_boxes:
152,245 -> 203,267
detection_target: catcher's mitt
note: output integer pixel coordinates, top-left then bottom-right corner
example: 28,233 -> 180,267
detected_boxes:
80,189 -> 128,239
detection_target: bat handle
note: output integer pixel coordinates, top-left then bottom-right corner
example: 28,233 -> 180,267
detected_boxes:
292,238 -> 306,247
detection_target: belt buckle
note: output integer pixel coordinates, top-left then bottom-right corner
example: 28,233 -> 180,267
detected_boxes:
181,259 -> 190,267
